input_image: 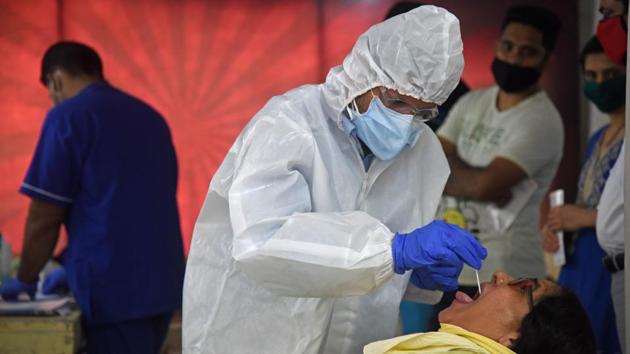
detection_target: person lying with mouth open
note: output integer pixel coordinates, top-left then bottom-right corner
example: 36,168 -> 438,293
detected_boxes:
364,271 -> 596,354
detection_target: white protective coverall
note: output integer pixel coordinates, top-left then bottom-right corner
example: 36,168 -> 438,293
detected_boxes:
183,5 -> 464,354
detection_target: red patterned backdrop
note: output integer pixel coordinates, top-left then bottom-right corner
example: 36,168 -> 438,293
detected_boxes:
0,0 -> 578,254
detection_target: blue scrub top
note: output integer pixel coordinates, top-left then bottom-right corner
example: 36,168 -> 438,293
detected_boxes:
21,82 -> 184,324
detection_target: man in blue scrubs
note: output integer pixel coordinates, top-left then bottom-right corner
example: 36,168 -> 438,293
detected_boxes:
0,41 -> 185,354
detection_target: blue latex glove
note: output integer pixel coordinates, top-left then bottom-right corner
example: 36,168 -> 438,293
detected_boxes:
42,267 -> 69,295
392,220 -> 487,291
0,276 -> 38,301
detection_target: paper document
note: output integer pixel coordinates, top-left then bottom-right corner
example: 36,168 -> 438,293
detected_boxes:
549,189 -> 566,266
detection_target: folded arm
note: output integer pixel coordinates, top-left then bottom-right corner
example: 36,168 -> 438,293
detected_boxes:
440,138 -> 527,205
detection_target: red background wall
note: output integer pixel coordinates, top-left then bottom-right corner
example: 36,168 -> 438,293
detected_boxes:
0,0 -> 579,254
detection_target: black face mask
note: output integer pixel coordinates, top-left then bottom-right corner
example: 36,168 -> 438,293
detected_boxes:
491,58 -> 541,93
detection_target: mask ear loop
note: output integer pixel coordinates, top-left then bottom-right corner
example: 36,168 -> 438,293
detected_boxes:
346,105 -> 355,120
347,88 -> 378,120
346,98 -> 361,120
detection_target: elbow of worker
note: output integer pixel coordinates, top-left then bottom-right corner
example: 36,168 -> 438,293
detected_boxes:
235,252 -> 394,298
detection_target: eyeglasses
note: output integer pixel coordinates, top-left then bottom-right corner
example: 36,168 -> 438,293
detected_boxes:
508,277 -> 540,311
373,88 -> 439,122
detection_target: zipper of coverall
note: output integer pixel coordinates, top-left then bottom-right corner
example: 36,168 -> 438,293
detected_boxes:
348,136 -> 370,208
353,140 -> 394,210
344,104 -> 370,209
345,105 -> 393,209
360,155 -> 393,209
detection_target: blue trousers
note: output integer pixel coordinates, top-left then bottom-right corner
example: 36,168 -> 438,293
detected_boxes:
559,231 -> 620,353
84,312 -> 172,354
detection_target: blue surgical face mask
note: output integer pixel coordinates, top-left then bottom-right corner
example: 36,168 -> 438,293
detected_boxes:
347,96 -> 421,161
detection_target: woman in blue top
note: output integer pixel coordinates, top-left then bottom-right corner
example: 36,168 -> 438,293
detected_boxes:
542,36 -> 624,353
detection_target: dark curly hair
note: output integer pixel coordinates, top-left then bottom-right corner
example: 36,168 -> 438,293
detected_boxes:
502,5 -> 562,52
511,287 -> 596,354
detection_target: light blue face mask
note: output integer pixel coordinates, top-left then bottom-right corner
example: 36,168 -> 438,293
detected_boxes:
347,96 -> 421,161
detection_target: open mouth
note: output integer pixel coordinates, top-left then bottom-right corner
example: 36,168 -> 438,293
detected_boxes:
454,283 -> 489,304
454,291 -> 475,304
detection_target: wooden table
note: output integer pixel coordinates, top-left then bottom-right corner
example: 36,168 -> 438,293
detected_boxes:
0,309 -> 81,354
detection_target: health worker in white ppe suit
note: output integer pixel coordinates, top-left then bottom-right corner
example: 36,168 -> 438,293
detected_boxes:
183,6 -> 487,354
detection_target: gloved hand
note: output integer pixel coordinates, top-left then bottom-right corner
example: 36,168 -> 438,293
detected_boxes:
0,276 -> 38,301
392,220 -> 487,291
42,267 -> 69,295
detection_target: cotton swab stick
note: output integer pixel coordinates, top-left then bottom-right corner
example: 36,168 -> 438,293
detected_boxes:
475,270 -> 482,295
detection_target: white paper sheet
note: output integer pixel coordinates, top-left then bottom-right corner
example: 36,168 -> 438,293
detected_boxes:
0,297 -> 72,316
549,189 -> 566,266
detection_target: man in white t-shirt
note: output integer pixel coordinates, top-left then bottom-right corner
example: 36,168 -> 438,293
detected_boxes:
436,5 -> 564,294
